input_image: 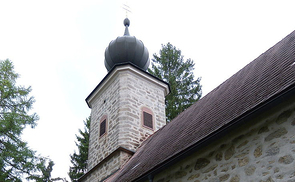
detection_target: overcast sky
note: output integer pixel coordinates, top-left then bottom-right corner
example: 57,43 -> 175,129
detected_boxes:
1,0 -> 295,180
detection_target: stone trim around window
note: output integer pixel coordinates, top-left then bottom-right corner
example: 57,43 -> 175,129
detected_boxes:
99,115 -> 108,137
141,107 -> 154,130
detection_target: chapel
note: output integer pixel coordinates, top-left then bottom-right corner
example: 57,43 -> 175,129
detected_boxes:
79,18 -> 295,182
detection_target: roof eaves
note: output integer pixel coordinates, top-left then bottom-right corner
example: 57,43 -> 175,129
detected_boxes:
85,63 -> 170,108
134,81 -> 295,181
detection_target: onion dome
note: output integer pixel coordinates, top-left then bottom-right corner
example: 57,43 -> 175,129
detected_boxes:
104,18 -> 150,71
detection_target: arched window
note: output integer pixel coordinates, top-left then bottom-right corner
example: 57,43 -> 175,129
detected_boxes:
99,115 -> 107,137
142,107 -> 154,130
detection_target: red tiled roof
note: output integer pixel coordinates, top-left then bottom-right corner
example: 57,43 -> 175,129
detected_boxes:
110,30 -> 295,181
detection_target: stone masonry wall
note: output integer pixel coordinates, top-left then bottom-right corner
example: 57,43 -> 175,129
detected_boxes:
82,152 -> 121,182
87,73 -> 120,170
84,67 -> 167,182
151,97 -> 295,182
80,151 -> 132,182
117,70 -> 167,151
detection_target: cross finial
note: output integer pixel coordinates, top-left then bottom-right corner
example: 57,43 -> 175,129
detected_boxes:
122,3 -> 131,18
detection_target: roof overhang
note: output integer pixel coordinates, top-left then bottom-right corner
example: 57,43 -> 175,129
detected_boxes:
134,80 -> 295,182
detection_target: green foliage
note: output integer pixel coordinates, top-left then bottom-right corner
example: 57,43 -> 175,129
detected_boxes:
0,59 -> 40,181
148,43 -> 202,122
0,59 -> 62,181
28,158 -> 54,182
28,159 -> 67,182
68,117 -> 90,182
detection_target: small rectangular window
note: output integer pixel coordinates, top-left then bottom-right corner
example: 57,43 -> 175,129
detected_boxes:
143,111 -> 153,129
100,119 -> 106,137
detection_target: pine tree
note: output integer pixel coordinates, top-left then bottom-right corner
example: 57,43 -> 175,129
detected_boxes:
0,59 -> 40,181
148,43 -> 202,122
68,117 -> 90,182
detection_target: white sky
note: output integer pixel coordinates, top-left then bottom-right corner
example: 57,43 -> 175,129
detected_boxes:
1,0 -> 295,180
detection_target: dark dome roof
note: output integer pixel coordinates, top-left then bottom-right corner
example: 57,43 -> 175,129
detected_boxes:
104,18 -> 150,71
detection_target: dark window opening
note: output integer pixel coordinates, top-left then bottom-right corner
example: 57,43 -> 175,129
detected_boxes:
100,119 -> 106,137
143,111 -> 153,129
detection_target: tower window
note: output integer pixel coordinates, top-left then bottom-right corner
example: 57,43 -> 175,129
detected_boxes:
100,115 -> 107,137
142,107 -> 154,130
143,112 -> 153,129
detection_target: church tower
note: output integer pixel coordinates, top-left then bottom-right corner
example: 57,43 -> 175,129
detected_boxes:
80,18 -> 170,182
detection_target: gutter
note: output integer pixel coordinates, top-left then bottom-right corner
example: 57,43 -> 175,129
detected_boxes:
134,83 -> 295,182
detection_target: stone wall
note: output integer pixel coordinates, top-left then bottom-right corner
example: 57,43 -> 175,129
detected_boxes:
87,73 -> 120,170
83,66 -> 168,182
116,69 -> 167,151
82,151 -> 120,182
151,97 -> 295,182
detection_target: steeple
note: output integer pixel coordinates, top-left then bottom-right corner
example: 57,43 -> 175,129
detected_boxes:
81,18 -> 170,182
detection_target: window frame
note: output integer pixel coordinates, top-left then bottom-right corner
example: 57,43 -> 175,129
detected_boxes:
141,107 -> 154,130
99,115 -> 108,138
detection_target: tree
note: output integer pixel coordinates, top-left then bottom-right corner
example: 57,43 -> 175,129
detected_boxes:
68,116 -> 90,182
0,59 -> 39,181
148,43 -> 202,122
28,158 -> 68,182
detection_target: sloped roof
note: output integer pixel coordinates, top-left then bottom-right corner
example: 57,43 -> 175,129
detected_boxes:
110,30 -> 295,181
